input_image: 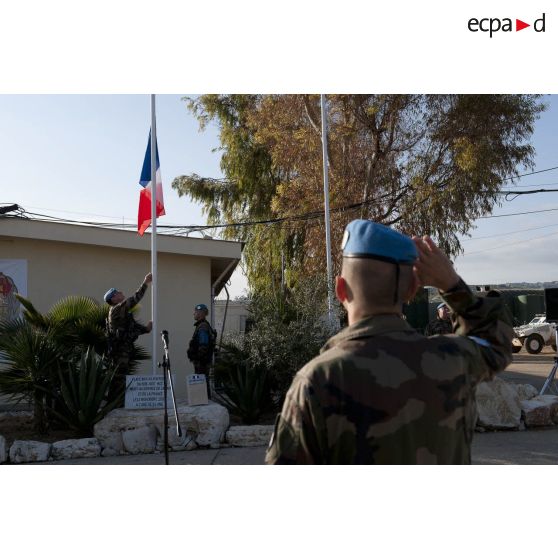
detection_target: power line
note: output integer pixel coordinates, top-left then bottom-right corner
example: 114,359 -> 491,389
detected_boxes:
479,207 -> 558,219
499,189 -> 558,195
502,165 -> 558,182
462,229 -> 558,256
462,222 -> 558,242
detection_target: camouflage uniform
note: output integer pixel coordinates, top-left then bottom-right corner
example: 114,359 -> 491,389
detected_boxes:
106,282 -> 150,402
266,279 -> 514,465
425,317 -> 453,336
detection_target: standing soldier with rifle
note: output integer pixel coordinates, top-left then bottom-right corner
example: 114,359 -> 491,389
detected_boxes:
104,273 -> 153,405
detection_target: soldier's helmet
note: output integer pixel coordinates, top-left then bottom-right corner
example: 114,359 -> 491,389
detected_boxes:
195,304 -> 208,312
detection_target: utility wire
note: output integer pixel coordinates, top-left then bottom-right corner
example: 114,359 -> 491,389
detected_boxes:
501,165 -> 558,182
462,229 -> 558,256
479,207 -> 558,219
462,222 -> 558,242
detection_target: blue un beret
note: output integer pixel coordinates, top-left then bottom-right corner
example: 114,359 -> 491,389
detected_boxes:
104,288 -> 118,304
341,220 -> 417,264
195,304 -> 208,311
437,302 -> 447,310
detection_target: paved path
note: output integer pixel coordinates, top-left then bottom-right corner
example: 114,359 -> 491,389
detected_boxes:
32,446 -> 268,465
32,428 -> 558,465
499,347 -> 557,391
472,429 -> 558,465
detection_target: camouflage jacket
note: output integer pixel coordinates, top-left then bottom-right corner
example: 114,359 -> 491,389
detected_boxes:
107,282 -> 149,353
424,317 -> 453,336
265,279 -> 514,465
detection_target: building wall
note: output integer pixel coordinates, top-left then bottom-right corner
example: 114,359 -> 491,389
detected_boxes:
0,235 -> 213,400
214,300 -> 250,339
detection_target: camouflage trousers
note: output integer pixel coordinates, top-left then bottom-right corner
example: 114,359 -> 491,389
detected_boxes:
107,353 -> 131,408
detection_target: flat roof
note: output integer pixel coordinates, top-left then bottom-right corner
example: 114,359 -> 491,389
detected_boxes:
0,217 -> 243,295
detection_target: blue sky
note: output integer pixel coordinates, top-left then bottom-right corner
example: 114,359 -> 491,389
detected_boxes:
1,94 -> 558,294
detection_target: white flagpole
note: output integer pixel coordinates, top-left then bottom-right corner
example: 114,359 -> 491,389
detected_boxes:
150,94 -> 158,375
320,94 -> 334,324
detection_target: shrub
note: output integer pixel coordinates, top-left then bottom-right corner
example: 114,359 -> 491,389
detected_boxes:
213,343 -> 275,424
0,294 -> 149,434
48,348 -> 123,436
218,275 -> 340,407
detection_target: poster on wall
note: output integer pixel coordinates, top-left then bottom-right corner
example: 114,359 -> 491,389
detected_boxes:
0,259 -> 28,321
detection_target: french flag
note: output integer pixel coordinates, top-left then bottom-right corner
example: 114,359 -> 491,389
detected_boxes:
138,130 -> 165,236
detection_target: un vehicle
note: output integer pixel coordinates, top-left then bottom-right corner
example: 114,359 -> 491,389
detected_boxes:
513,314 -> 557,354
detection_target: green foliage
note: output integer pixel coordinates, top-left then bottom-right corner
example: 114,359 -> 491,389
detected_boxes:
214,344 -> 275,425
0,319 -> 61,399
0,294 -> 149,433
16,294 -> 110,358
173,94 -> 545,295
47,348 -> 123,436
0,319 -> 62,432
218,275 -> 336,403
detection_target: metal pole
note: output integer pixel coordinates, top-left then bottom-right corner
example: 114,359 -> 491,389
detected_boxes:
320,94 -> 334,323
150,94 -> 158,374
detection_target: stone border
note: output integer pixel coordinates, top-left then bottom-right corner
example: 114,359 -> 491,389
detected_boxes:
4,380 -> 555,463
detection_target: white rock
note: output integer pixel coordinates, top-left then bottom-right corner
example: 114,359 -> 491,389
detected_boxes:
156,428 -> 198,452
122,425 -> 158,454
521,399 -> 553,427
0,435 -> 6,464
9,440 -> 51,463
94,401 -> 229,453
536,395 -> 558,424
475,377 -> 522,429
226,425 -> 275,447
512,384 -> 539,401
99,432 -> 124,456
51,438 -> 101,461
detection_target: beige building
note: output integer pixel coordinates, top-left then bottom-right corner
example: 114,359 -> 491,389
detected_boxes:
214,299 -> 250,340
0,217 -> 242,401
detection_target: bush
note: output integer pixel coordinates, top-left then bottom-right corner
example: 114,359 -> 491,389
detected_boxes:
217,275 -> 340,408
213,343 -> 275,424
0,294 -> 149,434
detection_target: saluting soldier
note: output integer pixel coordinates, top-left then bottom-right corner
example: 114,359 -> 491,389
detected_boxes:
104,273 -> 153,405
266,219 -> 513,465
425,302 -> 453,336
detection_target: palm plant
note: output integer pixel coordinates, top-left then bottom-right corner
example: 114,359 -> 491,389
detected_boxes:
0,294 -> 149,434
16,294 -> 149,369
0,319 -> 62,432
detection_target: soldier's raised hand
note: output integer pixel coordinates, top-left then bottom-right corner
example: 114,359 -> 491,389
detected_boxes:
144,273 -> 153,285
412,236 -> 460,292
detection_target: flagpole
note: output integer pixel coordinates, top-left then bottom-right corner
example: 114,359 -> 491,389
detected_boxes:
320,94 -> 334,324
150,94 -> 158,375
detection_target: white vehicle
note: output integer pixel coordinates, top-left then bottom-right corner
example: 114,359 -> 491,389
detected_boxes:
513,314 -> 557,354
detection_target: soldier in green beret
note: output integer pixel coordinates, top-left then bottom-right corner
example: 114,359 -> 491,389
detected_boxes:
266,220 -> 513,465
